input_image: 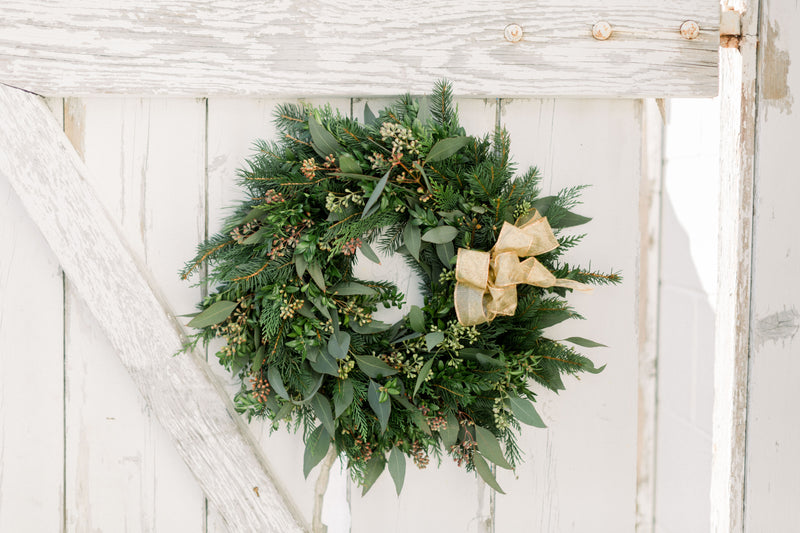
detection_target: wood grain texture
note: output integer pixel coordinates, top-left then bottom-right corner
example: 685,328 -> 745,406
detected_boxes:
0,84 -> 307,533
493,99 -> 640,533
62,97 -> 206,532
741,1 -> 800,530
0,0 -> 719,98
0,102 -> 65,533
711,2 -> 758,530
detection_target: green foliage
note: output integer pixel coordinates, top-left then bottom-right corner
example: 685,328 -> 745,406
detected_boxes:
180,82 -> 620,495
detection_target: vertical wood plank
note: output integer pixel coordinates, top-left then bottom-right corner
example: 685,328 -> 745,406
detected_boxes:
62,98 -> 206,532
346,97 -> 496,533
711,1 -> 758,531
741,1 -> 800,531
205,97 -> 351,531
494,99 -> 641,533
0,98 -> 65,533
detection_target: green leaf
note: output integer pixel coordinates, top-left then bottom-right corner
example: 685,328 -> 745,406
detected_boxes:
297,301 -> 317,320
425,331 -> 444,351
267,366 -> 289,400
359,240 -> 381,264
368,380 -> 391,433
242,227 -> 268,245
508,396 -> 547,428
409,408 -> 431,435
327,331 -> 351,360
421,225 -> 458,244
363,103 -> 377,126
475,426 -> 512,469
403,222 -> 421,261
361,454 -> 386,495
557,210 -> 592,228
303,425 -> 330,478
307,262 -> 326,291
388,447 -> 406,495
362,169 -> 391,220
440,412 -> 459,448
295,253 -> 307,278
308,115 -> 343,158
187,300 -> 238,328
407,305 -> 425,333
473,453 -> 505,494
332,281 -> 377,296
310,346 -> 339,376
338,153 -> 361,174
426,136 -> 469,162
435,241 -> 455,267
333,379 -> 354,418
294,370 -> 325,405
561,336 -> 607,348
581,361 -> 606,374
311,394 -> 335,437
413,357 -> 435,398
531,196 -> 556,216
355,355 -> 398,379
350,320 -> 392,334
537,310 -> 573,329
252,346 -> 266,374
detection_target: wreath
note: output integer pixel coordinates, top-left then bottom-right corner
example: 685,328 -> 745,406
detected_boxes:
180,82 -> 620,494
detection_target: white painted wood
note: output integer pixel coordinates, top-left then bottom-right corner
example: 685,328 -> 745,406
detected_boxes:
741,1 -> 800,530
62,97 -> 206,532
0,1 -> 719,98
0,100 -> 65,533
0,84 -> 307,533
636,99 -> 662,533
494,99 -> 640,533
346,97 -> 496,533
711,1 -> 758,530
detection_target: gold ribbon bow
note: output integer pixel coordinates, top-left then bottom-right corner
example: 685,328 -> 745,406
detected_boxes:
454,210 -> 592,326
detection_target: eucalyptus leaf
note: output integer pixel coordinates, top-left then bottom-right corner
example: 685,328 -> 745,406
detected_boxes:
338,153 -> 361,174
267,366 -> 289,400
425,331 -> 445,351
308,115 -> 343,158
413,357 -> 435,398
332,281 -> 378,296
363,102 -> 377,126
252,346 -> 266,374
311,394 -> 335,437
581,361 -> 607,374
440,412 -> 459,448
410,408 -> 431,435
359,240 -> 381,265
557,210 -> 592,228
508,396 -> 547,428
297,301 -> 317,320
350,320 -> 392,334
361,454 -> 386,495
187,300 -> 238,328
307,262 -> 326,291
368,380 -> 391,433
310,347 -> 339,376
561,336 -> 607,348
531,195 -> 556,216
421,225 -> 458,244
426,136 -> 469,162
242,227 -> 268,245
403,222 -> 421,261
327,331 -> 351,360
362,169 -> 391,220
537,310 -> 573,329
293,371 -> 324,405
333,379 -> 354,418
295,253 -> 307,278
355,355 -> 398,379
435,241 -> 455,267
407,305 -> 425,333
475,426 -> 512,469
473,453 -> 505,494
388,447 -> 406,495
303,424 -> 330,478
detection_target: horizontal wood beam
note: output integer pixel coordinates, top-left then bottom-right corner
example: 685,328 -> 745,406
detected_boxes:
0,84 -> 308,533
1,0 -> 719,98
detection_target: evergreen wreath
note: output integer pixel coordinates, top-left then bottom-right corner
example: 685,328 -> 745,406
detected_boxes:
180,82 -> 620,494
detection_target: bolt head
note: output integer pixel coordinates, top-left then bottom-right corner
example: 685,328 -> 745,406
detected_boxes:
504,23 -> 523,43
680,20 -> 700,40
592,21 -> 612,41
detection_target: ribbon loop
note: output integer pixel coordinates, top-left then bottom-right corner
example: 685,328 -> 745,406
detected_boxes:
454,210 -> 592,326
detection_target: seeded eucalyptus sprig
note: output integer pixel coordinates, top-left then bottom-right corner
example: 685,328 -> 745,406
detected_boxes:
180,81 -> 620,494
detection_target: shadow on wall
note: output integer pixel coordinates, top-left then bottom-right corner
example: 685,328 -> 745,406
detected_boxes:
654,192 -> 715,533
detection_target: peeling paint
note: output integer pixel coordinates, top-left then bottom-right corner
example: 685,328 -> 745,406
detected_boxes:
761,19 -> 793,114
756,308 -> 799,346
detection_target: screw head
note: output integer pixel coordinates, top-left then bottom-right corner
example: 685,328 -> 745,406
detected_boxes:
504,23 -> 523,43
680,20 -> 700,40
592,21 -> 612,41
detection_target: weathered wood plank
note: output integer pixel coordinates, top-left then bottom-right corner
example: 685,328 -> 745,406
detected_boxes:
711,2 -> 758,531
0,1 -> 718,98
0,105 -> 65,533
62,98 -> 206,532
741,1 -> 800,531
0,84 -> 307,533
494,99 -> 640,533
